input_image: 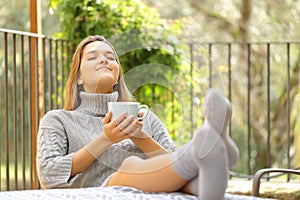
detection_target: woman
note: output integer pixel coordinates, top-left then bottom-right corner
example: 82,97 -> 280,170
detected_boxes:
36,35 -> 239,199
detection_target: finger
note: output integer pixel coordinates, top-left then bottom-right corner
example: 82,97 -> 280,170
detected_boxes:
114,112 -> 129,125
110,111 -> 128,127
135,120 -> 143,128
103,111 -> 112,124
129,127 -> 143,138
118,115 -> 134,130
112,119 -> 119,127
138,111 -> 144,118
124,120 -> 143,136
123,120 -> 141,134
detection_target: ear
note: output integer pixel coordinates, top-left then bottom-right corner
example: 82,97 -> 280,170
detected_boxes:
77,76 -> 83,85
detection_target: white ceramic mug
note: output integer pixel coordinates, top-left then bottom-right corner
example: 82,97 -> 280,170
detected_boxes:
108,102 -> 149,121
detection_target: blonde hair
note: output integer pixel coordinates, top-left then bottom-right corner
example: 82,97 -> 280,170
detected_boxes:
64,35 -> 132,111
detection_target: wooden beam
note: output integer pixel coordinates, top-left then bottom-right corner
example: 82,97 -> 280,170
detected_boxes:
30,0 -> 41,190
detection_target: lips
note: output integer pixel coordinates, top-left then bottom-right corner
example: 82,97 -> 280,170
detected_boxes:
96,66 -> 112,71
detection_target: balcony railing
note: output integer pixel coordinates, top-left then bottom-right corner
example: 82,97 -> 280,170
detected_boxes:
0,28 -> 71,190
0,28 -> 299,191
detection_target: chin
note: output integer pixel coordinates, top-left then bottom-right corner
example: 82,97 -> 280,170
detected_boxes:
98,73 -> 118,83
96,77 -> 118,92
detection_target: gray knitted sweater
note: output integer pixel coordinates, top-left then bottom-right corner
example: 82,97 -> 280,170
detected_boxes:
36,91 -> 177,189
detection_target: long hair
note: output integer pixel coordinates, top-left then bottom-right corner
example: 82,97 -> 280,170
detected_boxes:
64,35 -> 132,111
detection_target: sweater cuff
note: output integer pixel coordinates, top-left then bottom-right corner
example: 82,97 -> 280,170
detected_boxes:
38,153 -> 74,189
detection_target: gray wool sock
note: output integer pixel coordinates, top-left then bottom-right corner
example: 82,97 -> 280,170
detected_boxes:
171,89 -> 232,199
171,89 -> 239,181
188,177 -> 198,195
171,123 -> 228,199
204,89 -> 239,168
191,125 -> 228,200
185,89 -> 240,198
170,142 -> 198,180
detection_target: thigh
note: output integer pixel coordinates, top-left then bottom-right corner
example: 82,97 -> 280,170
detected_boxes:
108,154 -> 188,192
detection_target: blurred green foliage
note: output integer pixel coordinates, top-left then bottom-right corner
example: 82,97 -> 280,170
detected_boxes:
48,0 -> 198,144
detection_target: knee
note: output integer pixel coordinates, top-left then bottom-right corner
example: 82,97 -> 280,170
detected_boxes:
119,156 -> 143,170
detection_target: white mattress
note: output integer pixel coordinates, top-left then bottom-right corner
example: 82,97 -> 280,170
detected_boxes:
0,186 -> 275,200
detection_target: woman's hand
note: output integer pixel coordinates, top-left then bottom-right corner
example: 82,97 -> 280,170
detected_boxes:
103,111 -> 143,143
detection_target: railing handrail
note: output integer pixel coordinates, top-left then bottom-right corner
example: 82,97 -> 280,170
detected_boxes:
0,28 -> 46,38
186,41 -> 300,45
2,27 -> 300,45
0,28 -> 68,41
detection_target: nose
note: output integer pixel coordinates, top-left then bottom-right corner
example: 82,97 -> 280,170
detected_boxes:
99,55 -> 108,64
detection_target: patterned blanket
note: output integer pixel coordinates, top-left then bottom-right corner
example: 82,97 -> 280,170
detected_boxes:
0,186 -> 275,200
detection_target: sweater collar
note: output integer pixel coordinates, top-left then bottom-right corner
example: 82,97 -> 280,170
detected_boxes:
76,91 -> 118,117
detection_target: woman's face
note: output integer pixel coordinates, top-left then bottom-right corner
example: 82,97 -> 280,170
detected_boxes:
78,41 -> 120,93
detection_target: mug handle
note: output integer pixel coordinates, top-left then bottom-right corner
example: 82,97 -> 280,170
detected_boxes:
137,105 -> 149,120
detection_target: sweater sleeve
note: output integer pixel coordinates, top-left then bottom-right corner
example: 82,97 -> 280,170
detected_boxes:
36,110 -> 77,188
147,111 -> 178,152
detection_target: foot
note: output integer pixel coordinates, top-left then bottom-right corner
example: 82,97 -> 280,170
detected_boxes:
204,89 -> 239,168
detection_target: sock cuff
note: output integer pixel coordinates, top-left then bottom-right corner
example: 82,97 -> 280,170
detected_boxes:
170,143 -> 198,180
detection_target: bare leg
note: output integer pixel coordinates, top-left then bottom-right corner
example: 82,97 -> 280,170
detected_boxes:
108,153 -> 188,192
181,177 -> 197,195
108,125 -> 228,199
180,180 -> 195,196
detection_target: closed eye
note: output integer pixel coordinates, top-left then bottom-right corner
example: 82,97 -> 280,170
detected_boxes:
106,56 -> 116,61
87,57 -> 96,60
